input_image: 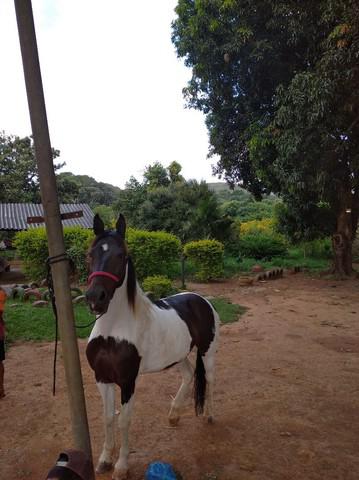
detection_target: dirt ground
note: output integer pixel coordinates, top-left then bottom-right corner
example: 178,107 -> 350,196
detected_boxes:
1,273 -> 359,480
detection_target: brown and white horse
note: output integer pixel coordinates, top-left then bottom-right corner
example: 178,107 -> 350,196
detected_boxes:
85,214 -> 220,480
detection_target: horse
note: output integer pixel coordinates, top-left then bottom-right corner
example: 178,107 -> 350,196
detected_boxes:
85,214 -> 220,480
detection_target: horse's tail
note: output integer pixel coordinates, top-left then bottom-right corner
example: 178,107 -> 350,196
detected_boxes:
194,350 -> 206,415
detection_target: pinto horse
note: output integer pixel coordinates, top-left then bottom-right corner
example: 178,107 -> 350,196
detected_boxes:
85,214 -> 220,480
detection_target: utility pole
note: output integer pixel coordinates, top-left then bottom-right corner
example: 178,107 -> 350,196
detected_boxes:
14,2 -> 94,477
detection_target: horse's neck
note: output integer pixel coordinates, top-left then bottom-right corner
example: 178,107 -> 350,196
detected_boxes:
106,271 -> 151,326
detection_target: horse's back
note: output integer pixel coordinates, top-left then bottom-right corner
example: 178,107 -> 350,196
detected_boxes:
158,292 -> 218,355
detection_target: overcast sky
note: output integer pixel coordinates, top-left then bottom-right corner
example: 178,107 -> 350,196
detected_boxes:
0,0 -> 220,188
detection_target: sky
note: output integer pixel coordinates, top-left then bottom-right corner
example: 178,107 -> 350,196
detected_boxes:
0,0 -> 220,188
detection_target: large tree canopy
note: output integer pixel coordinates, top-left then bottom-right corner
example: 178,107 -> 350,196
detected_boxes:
172,0 -> 359,274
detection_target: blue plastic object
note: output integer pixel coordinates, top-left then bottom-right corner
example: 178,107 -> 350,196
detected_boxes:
145,461 -> 177,480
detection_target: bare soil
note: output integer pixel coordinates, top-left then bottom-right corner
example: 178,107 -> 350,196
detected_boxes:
1,273 -> 359,480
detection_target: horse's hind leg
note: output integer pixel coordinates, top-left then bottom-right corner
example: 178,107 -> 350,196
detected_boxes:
96,382 -> 116,474
168,358 -> 194,426
203,316 -> 219,424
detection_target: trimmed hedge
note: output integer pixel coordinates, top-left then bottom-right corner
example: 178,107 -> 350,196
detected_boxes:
127,228 -> 181,280
142,275 -> 175,300
184,239 -> 224,281
15,226 -> 181,283
14,227 -> 93,282
14,228 -> 50,281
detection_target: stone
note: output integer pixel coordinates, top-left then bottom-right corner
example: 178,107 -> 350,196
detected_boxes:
32,300 -> 48,307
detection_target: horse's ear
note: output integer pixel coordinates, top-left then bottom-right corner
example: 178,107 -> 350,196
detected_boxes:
116,214 -> 126,238
93,214 -> 105,236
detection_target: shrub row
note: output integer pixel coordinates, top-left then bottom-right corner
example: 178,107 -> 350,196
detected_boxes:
14,226 -> 225,284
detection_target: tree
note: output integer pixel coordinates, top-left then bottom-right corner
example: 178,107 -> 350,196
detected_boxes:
172,0 -> 359,275
167,161 -> 185,183
56,172 -> 121,207
114,162 -> 232,243
56,172 -> 80,203
115,176 -> 147,226
143,162 -> 170,190
0,132 -> 60,202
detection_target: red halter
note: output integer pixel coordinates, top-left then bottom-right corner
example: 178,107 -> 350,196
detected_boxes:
88,271 -> 121,285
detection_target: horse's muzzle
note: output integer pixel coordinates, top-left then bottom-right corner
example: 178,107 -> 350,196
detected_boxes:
85,285 -> 110,315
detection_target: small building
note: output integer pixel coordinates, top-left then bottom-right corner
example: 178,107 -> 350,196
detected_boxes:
0,203 -> 94,232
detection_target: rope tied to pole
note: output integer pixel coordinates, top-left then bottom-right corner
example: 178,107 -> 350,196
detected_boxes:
46,254 -> 68,396
46,255 -> 102,395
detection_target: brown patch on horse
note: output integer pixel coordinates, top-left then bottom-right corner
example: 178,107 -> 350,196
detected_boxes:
86,336 -> 141,403
158,293 -> 215,355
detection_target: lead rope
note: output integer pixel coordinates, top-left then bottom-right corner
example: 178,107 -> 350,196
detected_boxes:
46,255 -> 102,396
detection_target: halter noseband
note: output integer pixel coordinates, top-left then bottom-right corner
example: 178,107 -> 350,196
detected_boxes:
88,271 -> 121,285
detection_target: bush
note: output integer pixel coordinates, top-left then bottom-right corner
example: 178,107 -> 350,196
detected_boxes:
15,225 -> 181,283
239,231 -> 287,259
142,275 -> 175,300
240,218 -> 275,235
127,228 -> 181,280
14,227 -> 93,281
184,239 -> 224,281
300,237 -> 332,259
14,228 -> 49,280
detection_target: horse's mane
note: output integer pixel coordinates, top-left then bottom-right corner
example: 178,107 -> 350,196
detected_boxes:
126,255 -> 137,310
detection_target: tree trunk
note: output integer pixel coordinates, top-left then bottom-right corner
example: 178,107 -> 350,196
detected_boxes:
332,231 -> 352,276
332,194 -> 354,277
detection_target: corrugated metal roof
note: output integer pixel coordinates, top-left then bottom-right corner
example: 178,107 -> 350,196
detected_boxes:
0,203 -> 94,230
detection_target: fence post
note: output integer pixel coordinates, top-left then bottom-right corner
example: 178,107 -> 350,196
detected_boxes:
14,2 -> 94,476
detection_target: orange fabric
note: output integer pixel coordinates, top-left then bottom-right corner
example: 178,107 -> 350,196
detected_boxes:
0,289 -> 6,312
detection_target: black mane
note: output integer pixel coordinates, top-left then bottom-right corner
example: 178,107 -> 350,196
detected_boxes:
127,256 -> 137,310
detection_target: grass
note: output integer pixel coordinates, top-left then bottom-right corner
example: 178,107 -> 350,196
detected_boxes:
5,303 -> 94,344
4,296 -> 245,344
209,297 -> 247,324
223,247 -> 331,277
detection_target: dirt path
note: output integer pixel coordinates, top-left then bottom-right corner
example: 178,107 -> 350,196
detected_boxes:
1,273 -> 359,479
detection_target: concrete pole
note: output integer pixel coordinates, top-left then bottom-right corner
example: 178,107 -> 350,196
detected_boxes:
14,1 -> 94,475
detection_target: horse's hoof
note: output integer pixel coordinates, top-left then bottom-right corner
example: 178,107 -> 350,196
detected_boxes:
96,461 -> 113,474
168,416 -> 180,426
207,415 -> 214,424
113,467 -> 129,480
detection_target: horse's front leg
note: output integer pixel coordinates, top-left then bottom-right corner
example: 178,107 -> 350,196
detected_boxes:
96,382 -> 116,474
113,382 -> 136,480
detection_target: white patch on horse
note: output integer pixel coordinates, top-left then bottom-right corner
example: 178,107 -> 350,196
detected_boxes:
102,243 -> 109,252
89,267 -> 193,373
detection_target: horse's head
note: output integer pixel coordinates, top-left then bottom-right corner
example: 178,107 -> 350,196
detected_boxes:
86,214 -> 128,314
